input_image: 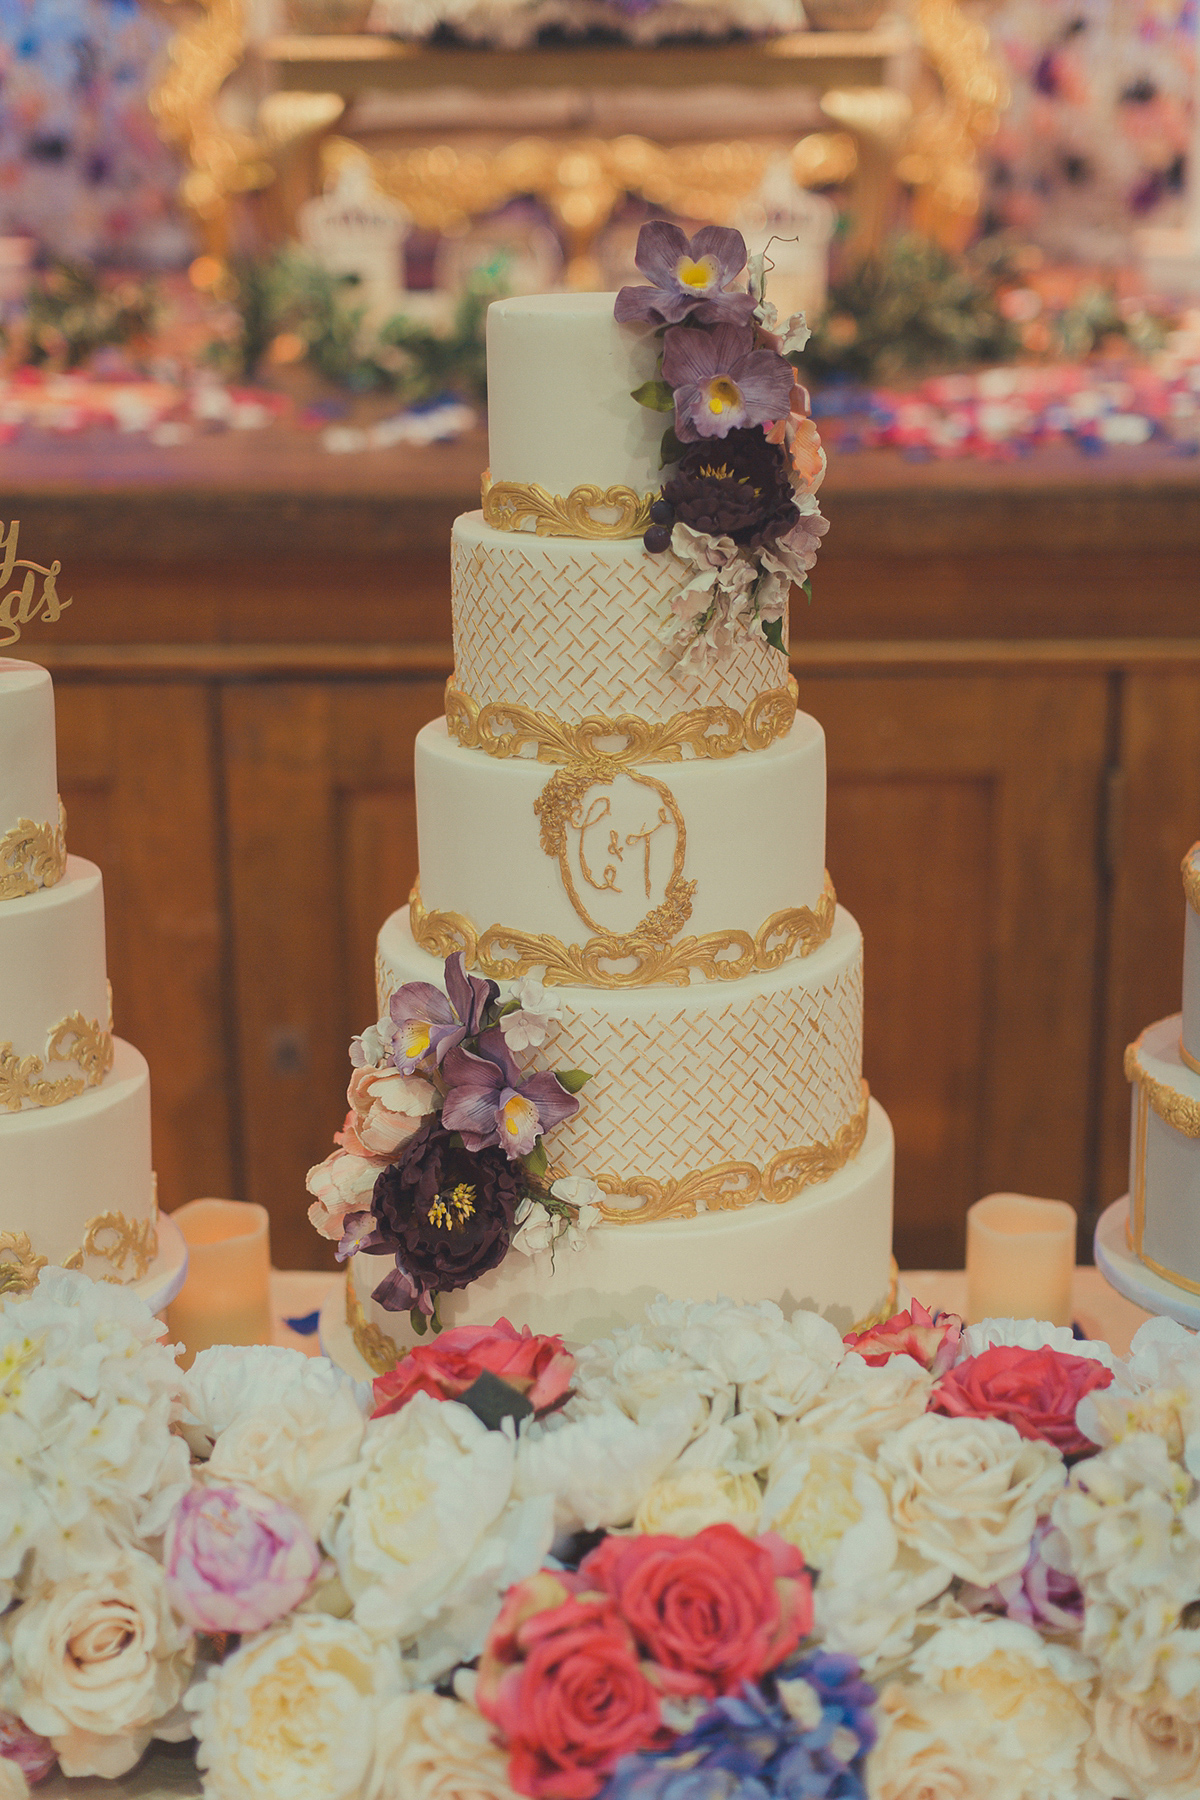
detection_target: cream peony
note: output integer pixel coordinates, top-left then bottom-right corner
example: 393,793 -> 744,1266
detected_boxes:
6,1551 -> 194,1779
878,1413 -> 1065,1587
633,1467 -> 762,1537
868,1683 -> 1004,1800
344,1066 -> 437,1157
373,1692 -> 520,1800
781,1353 -> 933,1460
324,1394 -> 554,1681
812,1477 -> 952,1669
187,1614 -> 400,1800
761,1441 -> 882,1570
1086,1685 -> 1200,1799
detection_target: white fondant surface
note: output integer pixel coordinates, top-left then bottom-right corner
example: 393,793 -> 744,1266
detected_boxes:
1095,1196 -> 1200,1329
354,1097 -> 894,1346
486,294 -> 663,499
1184,847 -> 1200,1067
0,658 -> 58,845
1128,1013 -> 1200,1288
451,513 -> 790,730
0,1037 -> 155,1267
0,857 -> 110,1088
414,713 -> 827,952
378,902 -> 864,1184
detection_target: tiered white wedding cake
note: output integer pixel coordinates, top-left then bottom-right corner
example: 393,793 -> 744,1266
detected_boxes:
312,260 -> 894,1361
0,659 -> 163,1290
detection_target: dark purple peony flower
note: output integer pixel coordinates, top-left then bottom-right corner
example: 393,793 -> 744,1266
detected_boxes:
662,324 -> 795,443
660,428 -> 797,549
441,1026 -> 580,1159
615,222 -> 756,329
365,1119 -> 524,1314
388,952 -> 498,1073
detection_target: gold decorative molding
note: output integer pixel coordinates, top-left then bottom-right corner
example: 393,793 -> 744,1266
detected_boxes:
1183,843 -> 1200,917
481,471 -> 657,540
1125,1035 -> 1200,1140
408,872 -> 836,988
896,0 -> 1009,248
444,678 -> 798,766
62,1211 -> 159,1282
535,764 -> 691,939
593,1084 -> 869,1222
847,1255 -> 901,1336
0,1231 -> 48,1296
0,800 -> 67,901
0,1012 -> 115,1113
1181,1041 -> 1200,1078
345,1269 -> 402,1376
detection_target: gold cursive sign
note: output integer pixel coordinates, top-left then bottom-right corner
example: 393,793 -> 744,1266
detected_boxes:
0,521 -> 72,648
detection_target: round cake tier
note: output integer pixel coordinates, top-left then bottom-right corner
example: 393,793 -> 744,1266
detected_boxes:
411,714 -> 827,983
349,1097 -> 894,1353
1126,1012 -> 1200,1295
1,856 -> 113,1108
0,1036 -> 156,1279
451,514 -> 791,739
1183,844 -> 1199,1073
0,659 -> 61,895
378,901 -> 864,1196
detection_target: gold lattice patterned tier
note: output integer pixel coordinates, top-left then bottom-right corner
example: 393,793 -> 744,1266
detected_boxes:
452,530 -> 787,726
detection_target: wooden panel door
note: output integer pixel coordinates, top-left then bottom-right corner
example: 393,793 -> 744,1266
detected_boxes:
1098,670 -> 1200,1216
223,680 -> 445,1269
52,681 -> 233,1212
798,670 -> 1110,1269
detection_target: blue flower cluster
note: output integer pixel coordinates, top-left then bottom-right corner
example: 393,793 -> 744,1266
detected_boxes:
602,1652 -> 877,1800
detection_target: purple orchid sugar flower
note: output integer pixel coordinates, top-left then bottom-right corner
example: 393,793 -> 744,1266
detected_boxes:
441,1026 -> 579,1159
662,323 -> 795,443
388,951 -> 498,1073
615,222 -> 757,328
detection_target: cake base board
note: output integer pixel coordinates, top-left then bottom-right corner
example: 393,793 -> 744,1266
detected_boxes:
1094,1195 -> 1200,1330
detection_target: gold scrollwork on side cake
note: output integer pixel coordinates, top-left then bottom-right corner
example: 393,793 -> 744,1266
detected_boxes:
481,470 -> 657,540
62,1211 -> 159,1282
346,1270 -> 402,1375
1184,843 -> 1200,917
0,1231 -> 49,1294
0,798 -> 67,900
409,874 -> 836,989
1125,1036 -> 1200,1139
1,1012 -> 115,1112
445,679 -> 798,766
592,1085 -> 870,1223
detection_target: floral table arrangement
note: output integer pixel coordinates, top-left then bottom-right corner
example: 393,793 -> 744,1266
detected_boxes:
4,1265 -> 1200,1799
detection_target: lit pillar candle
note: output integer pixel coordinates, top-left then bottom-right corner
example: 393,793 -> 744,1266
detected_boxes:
166,1198 -> 274,1366
965,1192 -> 1077,1326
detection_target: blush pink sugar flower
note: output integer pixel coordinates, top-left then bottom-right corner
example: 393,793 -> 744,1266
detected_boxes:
164,1484 -> 321,1635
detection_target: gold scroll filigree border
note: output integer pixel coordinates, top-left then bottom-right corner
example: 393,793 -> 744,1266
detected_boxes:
0,799 -> 67,901
536,764 -> 692,940
1183,843 -> 1200,918
481,469 -> 657,540
346,1269 -> 402,1376
62,1212 -> 159,1283
445,678 -> 798,766
593,1084 -> 869,1223
1125,1034 -> 1200,1140
408,872 -> 836,989
0,1231 -> 48,1296
1,1013 -> 115,1113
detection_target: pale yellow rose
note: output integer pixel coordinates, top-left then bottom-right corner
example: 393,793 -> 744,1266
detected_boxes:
373,1692 -> 519,1800
761,1443 -> 880,1570
633,1468 -> 762,1538
1086,1686 -> 1200,1799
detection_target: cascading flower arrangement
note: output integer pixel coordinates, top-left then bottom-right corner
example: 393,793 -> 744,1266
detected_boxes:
307,953 -> 595,1331
616,221 -> 829,678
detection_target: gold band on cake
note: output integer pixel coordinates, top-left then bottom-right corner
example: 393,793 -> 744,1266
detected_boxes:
1184,843 -> 1200,916
408,874 -> 837,989
481,470 -> 658,539
0,1011 -> 116,1112
0,799 -> 67,900
1125,1034 -> 1200,1138
445,679 -> 799,766
593,1085 -> 869,1223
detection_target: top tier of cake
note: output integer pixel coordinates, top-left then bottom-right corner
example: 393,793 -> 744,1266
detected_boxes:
1183,842 -> 1200,1072
1,659 -> 61,889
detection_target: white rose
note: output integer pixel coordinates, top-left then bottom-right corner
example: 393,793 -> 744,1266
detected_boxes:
7,1551 -> 194,1779
1087,1685 -> 1200,1799
633,1467 -> 762,1537
187,1614 -> 399,1800
373,1692 -> 519,1800
878,1413 -> 1065,1587
516,1393 -> 699,1535
324,1394 -> 553,1681
761,1442 -> 883,1570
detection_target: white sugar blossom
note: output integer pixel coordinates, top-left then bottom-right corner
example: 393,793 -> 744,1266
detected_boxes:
515,1393 -> 698,1534
499,978 -> 563,1051
781,311 -> 812,355
0,1759 -> 27,1800
509,1179 -> 602,1262
350,1009 -> 398,1069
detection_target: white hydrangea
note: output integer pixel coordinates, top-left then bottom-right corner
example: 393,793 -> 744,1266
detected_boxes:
514,1393 -> 699,1534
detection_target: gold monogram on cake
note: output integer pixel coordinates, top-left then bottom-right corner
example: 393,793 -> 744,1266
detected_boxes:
0,1011 -> 115,1112
535,764 -> 693,940
481,472 -> 657,540
0,520 -> 73,648
0,798 -> 67,900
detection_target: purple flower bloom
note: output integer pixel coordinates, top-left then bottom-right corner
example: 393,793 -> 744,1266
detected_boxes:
662,325 -> 795,444
0,1712 -> 56,1785
164,1484 -> 321,1635
388,952 -> 498,1072
966,1520 -> 1084,1633
441,1026 -> 579,1159
615,222 -> 756,328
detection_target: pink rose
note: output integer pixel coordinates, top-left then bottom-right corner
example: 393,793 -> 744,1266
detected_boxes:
477,1571 -> 667,1800
844,1300 -> 963,1376
164,1484 -> 321,1634
0,1715 -> 55,1785
578,1525 -> 813,1700
342,1067 -> 437,1158
928,1344 -> 1113,1458
371,1319 -> 574,1420
305,1143 -> 386,1242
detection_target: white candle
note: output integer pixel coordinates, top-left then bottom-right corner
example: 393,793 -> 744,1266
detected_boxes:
166,1198 -> 274,1367
965,1192 -> 1077,1326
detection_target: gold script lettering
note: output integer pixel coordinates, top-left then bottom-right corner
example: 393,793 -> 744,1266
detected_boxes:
626,807 -> 673,898
0,522 -> 73,648
574,795 -> 623,895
